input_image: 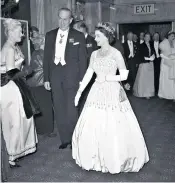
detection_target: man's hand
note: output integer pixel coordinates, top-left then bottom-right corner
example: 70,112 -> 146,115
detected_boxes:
44,81 -> 51,91
150,54 -> 155,61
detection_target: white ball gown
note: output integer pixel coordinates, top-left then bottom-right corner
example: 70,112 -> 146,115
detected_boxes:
72,48 -> 149,174
158,39 -> 175,100
1,48 -> 38,162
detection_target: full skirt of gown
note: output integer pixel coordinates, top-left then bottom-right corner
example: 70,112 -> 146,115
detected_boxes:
158,60 -> 175,100
72,81 -> 149,174
133,62 -> 155,98
1,81 -> 38,161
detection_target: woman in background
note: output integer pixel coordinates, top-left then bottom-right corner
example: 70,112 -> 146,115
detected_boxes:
133,33 -> 155,99
0,18 -> 39,167
158,31 -> 175,101
27,36 -> 54,136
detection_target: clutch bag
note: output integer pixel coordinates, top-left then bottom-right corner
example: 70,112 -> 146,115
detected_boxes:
119,82 -> 127,102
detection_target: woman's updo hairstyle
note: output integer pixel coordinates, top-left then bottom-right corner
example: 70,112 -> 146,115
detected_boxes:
95,22 -> 115,44
166,30 -> 175,39
3,18 -> 21,37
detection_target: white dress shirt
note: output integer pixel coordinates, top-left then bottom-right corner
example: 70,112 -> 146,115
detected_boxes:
54,29 -> 69,66
85,33 -> 88,39
127,40 -> 134,58
154,41 -> 160,58
140,40 -> 144,44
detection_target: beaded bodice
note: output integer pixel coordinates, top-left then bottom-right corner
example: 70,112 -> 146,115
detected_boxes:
92,49 -> 118,77
85,48 -> 129,112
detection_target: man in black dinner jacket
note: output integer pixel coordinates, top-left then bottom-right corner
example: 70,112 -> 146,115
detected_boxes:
152,32 -> 161,94
123,31 -> 139,91
43,8 -> 87,149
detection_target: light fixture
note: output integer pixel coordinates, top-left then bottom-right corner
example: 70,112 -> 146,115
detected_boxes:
110,5 -> 116,10
1,0 -> 20,18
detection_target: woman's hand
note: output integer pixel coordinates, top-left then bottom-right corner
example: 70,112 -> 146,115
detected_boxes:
44,81 -> 51,90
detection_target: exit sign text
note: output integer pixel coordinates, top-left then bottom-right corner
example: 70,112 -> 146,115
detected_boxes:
134,4 -> 155,15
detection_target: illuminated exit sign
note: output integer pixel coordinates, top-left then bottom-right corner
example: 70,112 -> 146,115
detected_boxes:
134,4 -> 155,15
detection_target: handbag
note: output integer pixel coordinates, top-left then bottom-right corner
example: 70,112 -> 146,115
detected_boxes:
119,82 -> 130,112
119,82 -> 127,102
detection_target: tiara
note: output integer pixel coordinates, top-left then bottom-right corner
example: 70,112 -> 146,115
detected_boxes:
168,30 -> 175,35
97,22 -> 115,35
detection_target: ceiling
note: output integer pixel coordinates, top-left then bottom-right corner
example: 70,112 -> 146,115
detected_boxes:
77,0 -> 114,3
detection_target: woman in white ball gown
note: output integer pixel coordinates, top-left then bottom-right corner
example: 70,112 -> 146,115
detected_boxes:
72,22 -> 149,174
1,18 -> 39,168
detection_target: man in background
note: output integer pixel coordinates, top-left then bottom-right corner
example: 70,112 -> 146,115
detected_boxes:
123,31 -> 139,91
139,32 -> 145,45
133,34 -> 138,43
73,21 -> 98,64
152,32 -> 161,94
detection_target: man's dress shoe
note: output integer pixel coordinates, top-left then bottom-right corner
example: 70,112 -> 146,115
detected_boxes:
59,143 -> 70,149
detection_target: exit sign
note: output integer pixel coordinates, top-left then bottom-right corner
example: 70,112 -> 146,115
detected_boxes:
134,4 -> 155,15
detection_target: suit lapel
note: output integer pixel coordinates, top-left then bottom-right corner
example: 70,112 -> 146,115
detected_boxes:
125,42 -> 129,55
52,28 -> 59,61
86,35 -> 90,44
65,28 -> 73,59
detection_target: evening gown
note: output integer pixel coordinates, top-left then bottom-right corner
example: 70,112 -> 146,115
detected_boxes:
133,42 -> 155,98
158,39 -> 175,100
72,48 -> 149,174
1,47 -> 38,162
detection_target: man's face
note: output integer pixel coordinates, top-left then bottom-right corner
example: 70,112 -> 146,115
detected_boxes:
144,34 -> 151,42
153,33 -> 159,41
127,33 -> 133,41
133,34 -> 138,42
58,10 -> 72,31
140,33 -> 144,40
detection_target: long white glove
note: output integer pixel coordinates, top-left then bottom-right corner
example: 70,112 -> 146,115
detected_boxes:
74,68 -> 94,106
105,69 -> 129,82
144,54 -> 155,61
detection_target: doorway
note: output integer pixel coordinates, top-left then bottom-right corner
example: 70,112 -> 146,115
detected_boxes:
119,22 -> 172,41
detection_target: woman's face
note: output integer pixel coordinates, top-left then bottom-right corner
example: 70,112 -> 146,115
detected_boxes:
144,34 -> 151,42
94,30 -> 108,47
10,26 -> 23,43
168,34 -> 175,41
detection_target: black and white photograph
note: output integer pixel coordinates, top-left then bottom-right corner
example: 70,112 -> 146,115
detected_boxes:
1,0 -> 175,182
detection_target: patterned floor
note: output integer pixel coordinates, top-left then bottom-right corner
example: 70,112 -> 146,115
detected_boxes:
8,95 -> 175,182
